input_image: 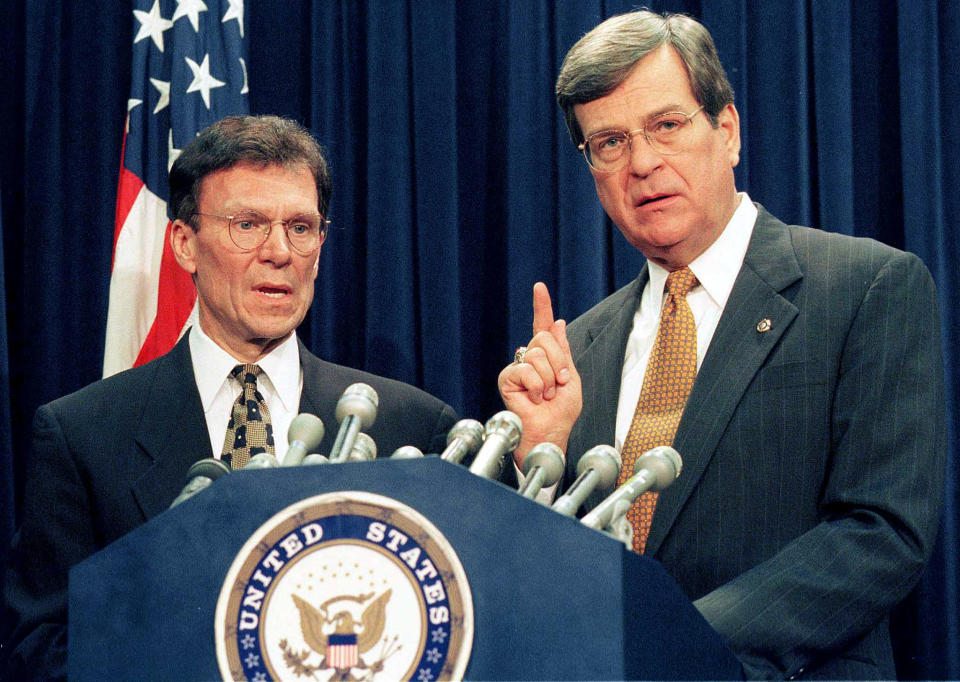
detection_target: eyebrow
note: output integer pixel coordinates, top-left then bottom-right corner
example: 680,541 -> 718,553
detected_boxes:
584,103 -> 691,138
221,206 -> 320,218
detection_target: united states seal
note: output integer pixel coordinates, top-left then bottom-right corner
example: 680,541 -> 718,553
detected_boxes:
215,491 -> 473,681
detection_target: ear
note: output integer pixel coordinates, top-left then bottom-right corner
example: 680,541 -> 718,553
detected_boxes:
717,103 -> 741,168
312,247 -> 320,280
170,219 -> 199,275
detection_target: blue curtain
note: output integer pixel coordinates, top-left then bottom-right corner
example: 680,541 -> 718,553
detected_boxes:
0,189 -> 11,574
2,1 -> 957,676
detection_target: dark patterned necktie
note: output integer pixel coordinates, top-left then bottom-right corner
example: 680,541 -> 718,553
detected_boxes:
619,267 -> 699,553
221,364 -> 275,470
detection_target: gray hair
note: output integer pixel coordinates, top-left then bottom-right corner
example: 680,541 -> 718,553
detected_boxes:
169,115 -> 332,226
556,10 -> 734,144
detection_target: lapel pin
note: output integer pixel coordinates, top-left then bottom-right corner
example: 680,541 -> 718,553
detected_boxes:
756,318 -> 772,333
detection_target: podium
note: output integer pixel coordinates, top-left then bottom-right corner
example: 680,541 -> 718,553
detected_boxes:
69,458 -> 742,680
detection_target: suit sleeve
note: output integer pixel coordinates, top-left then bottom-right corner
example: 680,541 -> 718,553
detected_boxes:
2,406 -> 98,682
426,403 -> 458,454
693,252 -> 947,679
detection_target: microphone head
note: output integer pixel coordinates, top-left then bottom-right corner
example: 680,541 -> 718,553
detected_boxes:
390,445 -> 423,459
522,442 -> 566,486
335,383 -> 379,429
633,446 -> 682,490
244,452 -> 280,470
185,458 -> 231,482
447,419 -> 484,452
484,410 -> 522,451
576,444 -> 622,491
287,413 -> 326,451
347,432 -> 378,462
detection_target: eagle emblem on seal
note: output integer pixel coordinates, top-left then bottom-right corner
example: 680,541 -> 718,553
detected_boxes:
280,590 -> 397,680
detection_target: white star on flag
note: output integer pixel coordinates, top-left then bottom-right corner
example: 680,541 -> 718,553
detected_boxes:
133,0 -> 174,52
172,0 -> 208,32
124,99 -> 142,134
239,57 -> 249,94
185,54 -> 226,109
150,78 -> 170,114
222,0 -> 244,37
167,129 -> 182,172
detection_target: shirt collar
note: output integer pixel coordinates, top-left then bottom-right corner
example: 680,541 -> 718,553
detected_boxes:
189,325 -> 301,414
646,192 -> 757,308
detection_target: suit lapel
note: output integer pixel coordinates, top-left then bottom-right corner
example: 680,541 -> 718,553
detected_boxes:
131,334 -> 213,521
569,273 -> 646,459
295,341 -> 355,454
644,207 -> 803,556
297,341 -> 330,417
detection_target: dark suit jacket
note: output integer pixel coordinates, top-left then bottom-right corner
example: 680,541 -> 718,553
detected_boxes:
566,205 -> 946,680
2,335 -> 457,680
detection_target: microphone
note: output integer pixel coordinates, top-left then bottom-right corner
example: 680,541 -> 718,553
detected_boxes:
347,432 -> 377,462
468,411 -> 522,480
281,413 -> 326,466
170,458 -> 231,508
328,383 -> 379,463
551,445 -> 621,517
440,419 -> 485,464
581,446 -> 682,531
390,445 -> 423,459
517,442 -> 565,500
244,452 -> 280,470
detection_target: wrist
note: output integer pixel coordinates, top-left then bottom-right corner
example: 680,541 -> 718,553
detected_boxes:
513,434 -> 569,468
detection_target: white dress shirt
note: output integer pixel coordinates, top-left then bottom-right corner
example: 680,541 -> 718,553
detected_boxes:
614,194 -> 757,449
518,194 -> 757,499
189,325 -> 304,459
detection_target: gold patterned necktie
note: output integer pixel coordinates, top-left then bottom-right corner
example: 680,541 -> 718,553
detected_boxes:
221,364 -> 275,470
619,267 -> 699,553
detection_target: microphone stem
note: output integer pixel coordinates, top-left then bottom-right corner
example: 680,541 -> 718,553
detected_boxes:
441,439 -> 467,463
518,465 -> 545,499
170,476 -> 214,508
329,417 -> 360,463
624,469 -> 654,497
582,468 -> 654,529
552,468 -> 598,517
281,441 -> 307,467
469,435 -> 508,479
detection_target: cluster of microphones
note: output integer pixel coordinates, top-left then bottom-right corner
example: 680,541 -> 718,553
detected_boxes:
171,382 -> 683,547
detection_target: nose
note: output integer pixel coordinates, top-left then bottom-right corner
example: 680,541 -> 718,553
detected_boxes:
626,131 -> 663,178
258,221 -> 294,265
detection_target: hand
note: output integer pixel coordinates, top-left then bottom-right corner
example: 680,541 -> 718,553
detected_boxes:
497,282 -> 582,465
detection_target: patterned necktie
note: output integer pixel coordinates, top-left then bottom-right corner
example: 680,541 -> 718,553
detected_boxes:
619,267 -> 699,553
221,364 -> 275,470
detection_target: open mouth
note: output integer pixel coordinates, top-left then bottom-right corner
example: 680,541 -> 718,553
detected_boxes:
257,286 -> 290,299
638,194 -> 673,207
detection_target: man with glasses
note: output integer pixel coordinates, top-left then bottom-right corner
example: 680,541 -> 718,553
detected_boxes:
499,10 -> 945,680
3,115 -> 457,680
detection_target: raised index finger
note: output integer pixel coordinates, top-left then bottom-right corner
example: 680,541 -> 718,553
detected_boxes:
532,282 -> 555,335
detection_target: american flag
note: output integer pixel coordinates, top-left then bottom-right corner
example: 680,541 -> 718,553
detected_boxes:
327,633 -> 359,670
104,0 -> 249,377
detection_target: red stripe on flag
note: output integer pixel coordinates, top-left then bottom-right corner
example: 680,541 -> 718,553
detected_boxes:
113,134 -> 143,268
132,220 -> 196,367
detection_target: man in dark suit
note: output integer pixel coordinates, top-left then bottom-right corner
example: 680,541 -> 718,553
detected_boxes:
3,115 -> 456,680
499,11 -> 945,680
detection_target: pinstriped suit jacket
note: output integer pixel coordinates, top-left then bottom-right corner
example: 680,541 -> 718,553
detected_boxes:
566,205 -> 946,680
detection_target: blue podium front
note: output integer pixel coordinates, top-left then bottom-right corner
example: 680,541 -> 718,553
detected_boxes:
69,458 -> 741,680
